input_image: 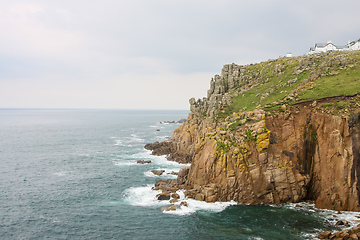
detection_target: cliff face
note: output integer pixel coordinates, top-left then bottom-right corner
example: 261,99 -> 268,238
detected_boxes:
171,100 -> 360,211
164,51 -> 360,211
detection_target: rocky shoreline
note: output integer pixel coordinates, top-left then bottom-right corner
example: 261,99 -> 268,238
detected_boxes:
317,224 -> 360,239
143,51 -> 360,238
145,140 -> 360,237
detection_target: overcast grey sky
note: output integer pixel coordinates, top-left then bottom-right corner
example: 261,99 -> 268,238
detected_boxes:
1,0 -> 359,110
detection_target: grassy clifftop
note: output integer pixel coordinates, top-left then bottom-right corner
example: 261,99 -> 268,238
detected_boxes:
190,50 -> 360,118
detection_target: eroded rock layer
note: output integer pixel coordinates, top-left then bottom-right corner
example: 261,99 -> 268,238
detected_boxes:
169,100 -> 360,211
149,51 -> 360,211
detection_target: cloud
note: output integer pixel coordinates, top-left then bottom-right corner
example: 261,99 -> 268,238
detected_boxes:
0,71 -> 214,109
1,0 -> 360,109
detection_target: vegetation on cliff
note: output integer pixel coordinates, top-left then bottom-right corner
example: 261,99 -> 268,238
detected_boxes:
150,50 -> 360,215
190,50 -> 360,118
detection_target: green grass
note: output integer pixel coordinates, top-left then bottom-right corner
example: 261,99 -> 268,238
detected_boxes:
219,58 -> 301,116
298,69 -> 360,101
217,51 -> 360,118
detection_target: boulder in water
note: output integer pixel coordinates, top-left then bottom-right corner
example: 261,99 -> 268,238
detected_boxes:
151,170 -> 165,176
136,160 -> 151,164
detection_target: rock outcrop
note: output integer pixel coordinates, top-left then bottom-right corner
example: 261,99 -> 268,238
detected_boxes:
317,224 -> 360,239
146,50 -> 360,211
167,99 -> 360,211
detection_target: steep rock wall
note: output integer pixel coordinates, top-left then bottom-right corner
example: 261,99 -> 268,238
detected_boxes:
170,103 -> 360,211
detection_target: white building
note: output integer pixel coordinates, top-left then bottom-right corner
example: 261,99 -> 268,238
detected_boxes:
308,38 -> 360,54
308,40 -> 347,54
348,39 -> 360,50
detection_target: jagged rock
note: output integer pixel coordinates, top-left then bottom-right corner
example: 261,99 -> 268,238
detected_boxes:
335,220 -> 347,226
177,166 -> 190,184
316,231 -> 331,239
148,51 -> 360,214
151,170 -> 165,176
157,192 -> 170,200
161,205 -> 176,211
169,104 -> 360,210
144,141 -> 172,156
171,193 -> 180,199
136,160 -> 151,164
195,193 -> 205,201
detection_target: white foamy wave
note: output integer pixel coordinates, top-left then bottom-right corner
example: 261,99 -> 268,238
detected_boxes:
149,124 -> 164,129
114,140 -> 125,146
126,151 -> 154,161
130,134 -> 145,143
113,135 -> 145,146
113,161 -> 138,167
143,169 -> 179,179
156,136 -> 170,141
129,150 -> 190,168
122,185 -> 168,207
122,187 -> 236,215
139,150 -> 190,167
281,202 -> 360,238
162,190 -> 236,216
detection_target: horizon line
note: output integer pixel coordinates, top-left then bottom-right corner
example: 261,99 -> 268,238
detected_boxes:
0,107 -> 190,111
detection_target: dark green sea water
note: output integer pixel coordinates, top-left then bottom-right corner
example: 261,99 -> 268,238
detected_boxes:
0,109 -> 357,240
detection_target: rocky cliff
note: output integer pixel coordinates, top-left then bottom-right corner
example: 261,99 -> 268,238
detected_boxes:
154,51 -> 360,211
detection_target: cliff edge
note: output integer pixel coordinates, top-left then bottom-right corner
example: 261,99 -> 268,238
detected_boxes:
152,51 -> 360,211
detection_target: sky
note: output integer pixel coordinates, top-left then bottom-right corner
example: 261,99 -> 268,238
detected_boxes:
1,0 -> 360,110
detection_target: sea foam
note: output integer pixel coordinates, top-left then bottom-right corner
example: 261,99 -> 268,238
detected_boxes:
122,186 -> 236,215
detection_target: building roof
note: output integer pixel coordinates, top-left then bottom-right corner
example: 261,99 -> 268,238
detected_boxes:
336,45 -> 347,49
308,38 -> 359,54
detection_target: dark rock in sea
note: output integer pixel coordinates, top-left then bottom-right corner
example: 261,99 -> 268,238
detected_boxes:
171,193 -> 180,199
151,170 -> 165,176
157,192 -> 170,200
336,220 -> 345,226
136,160 -> 151,164
167,171 -> 178,175
180,201 -> 188,207
144,141 -> 172,156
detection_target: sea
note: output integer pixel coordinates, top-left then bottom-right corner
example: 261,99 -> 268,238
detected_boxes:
0,109 -> 359,240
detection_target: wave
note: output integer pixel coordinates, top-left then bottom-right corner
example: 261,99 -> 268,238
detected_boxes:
163,190 -> 237,216
143,169 -> 179,179
113,161 -> 138,167
113,135 -> 145,146
122,185 -> 165,207
134,150 -> 190,167
281,202 -> 360,227
274,202 -> 360,238
122,186 -> 236,215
